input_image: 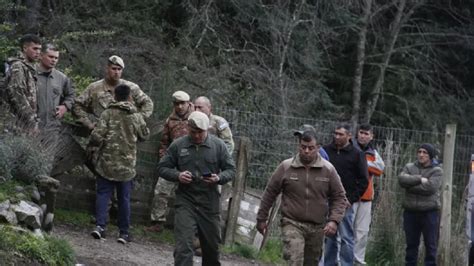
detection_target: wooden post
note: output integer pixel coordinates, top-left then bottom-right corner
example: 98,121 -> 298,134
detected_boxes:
439,124 -> 456,265
224,137 -> 250,246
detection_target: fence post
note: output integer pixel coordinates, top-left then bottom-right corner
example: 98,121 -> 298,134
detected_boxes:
439,124 -> 456,265
224,137 -> 250,246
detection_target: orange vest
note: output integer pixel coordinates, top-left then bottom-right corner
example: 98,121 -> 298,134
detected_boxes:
360,153 -> 384,201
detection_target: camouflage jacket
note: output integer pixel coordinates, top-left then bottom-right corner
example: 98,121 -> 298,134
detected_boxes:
88,101 -> 150,182
159,103 -> 194,157
5,58 -> 38,128
36,67 -> 75,128
208,113 -> 234,154
73,79 -> 153,128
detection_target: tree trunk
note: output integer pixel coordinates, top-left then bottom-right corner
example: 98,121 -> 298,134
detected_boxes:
351,0 -> 373,130
362,0 -> 420,123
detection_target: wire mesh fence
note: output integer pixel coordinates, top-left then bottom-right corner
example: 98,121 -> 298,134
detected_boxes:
212,108 -> 472,264
135,108 -> 472,263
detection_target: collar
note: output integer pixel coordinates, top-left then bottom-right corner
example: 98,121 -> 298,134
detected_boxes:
36,65 -> 54,77
290,154 -> 324,168
182,134 -> 212,149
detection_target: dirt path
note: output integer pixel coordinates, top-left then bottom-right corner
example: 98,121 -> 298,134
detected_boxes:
53,224 -> 264,266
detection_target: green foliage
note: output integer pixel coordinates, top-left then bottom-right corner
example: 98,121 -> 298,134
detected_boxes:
55,208 -> 92,227
0,23 -> 15,73
0,135 -> 54,183
0,179 -> 32,203
0,225 -> 75,265
222,243 -> 258,259
61,68 -> 94,123
257,238 -> 284,264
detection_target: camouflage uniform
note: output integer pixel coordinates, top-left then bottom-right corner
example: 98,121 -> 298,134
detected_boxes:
5,57 -> 39,130
73,78 -> 153,128
208,113 -> 234,154
88,101 -> 149,236
157,134 -> 236,265
88,101 -> 149,181
150,103 -> 194,223
208,113 -> 235,232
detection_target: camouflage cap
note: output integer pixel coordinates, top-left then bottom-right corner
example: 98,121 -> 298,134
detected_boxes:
293,124 -> 316,137
188,111 -> 209,131
172,90 -> 190,102
108,55 -> 125,68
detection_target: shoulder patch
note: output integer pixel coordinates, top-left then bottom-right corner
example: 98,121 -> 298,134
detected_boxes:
217,121 -> 229,131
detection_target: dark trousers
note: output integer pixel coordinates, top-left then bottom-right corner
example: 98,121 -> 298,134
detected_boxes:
403,209 -> 439,266
95,176 -> 132,234
174,203 -> 221,266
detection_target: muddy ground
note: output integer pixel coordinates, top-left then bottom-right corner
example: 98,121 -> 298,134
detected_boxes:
53,224 -> 267,266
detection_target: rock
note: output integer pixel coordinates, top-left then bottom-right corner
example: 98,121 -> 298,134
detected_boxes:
14,186 -> 24,192
35,175 -> 60,193
32,228 -> 44,239
0,176 -> 6,183
42,213 -> 54,232
0,200 -> 17,225
30,186 -> 41,203
12,201 -> 42,229
15,192 -> 27,201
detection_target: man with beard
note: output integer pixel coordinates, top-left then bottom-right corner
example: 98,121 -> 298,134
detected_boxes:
73,55 -> 153,130
257,130 -> 348,265
147,90 -> 194,232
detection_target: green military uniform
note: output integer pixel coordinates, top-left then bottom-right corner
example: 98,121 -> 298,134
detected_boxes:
157,134 -> 236,265
88,101 -> 149,181
5,57 -> 39,130
73,78 -> 153,128
151,103 -> 194,224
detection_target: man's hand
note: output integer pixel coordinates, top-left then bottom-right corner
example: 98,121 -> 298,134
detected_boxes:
55,105 -> 67,118
203,173 -> 220,184
178,171 -> 193,184
256,221 -> 267,235
421,177 -> 429,185
323,221 -> 338,236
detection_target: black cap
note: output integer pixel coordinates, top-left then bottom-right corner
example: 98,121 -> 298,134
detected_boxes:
419,143 -> 436,159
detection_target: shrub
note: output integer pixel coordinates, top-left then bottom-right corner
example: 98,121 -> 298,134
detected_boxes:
0,225 -> 75,265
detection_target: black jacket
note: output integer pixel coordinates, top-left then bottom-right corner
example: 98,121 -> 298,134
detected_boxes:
323,142 -> 369,204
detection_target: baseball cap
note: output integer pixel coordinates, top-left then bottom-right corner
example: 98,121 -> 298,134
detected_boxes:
293,124 -> 316,137
172,90 -> 190,102
108,55 -> 125,68
188,111 -> 209,131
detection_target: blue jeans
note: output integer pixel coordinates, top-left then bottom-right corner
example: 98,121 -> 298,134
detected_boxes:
324,206 -> 354,266
403,209 -> 439,266
95,176 -> 133,234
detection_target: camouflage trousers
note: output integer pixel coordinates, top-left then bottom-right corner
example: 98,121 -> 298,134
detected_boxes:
150,177 -> 177,223
281,216 -> 325,266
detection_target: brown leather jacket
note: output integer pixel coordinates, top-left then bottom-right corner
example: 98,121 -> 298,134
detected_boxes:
257,155 -> 348,225
159,103 -> 194,157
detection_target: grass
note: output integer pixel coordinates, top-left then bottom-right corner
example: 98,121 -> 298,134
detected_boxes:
0,225 -> 75,265
222,238 -> 284,264
0,179 -> 32,203
257,238 -> 284,264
